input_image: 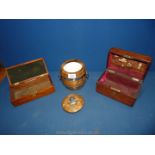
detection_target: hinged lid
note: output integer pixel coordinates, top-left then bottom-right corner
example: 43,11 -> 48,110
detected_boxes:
6,58 -> 49,86
107,48 -> 152,80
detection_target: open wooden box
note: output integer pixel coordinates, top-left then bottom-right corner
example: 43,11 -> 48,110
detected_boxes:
96,48 -> 152,106
6,58 -> 55,106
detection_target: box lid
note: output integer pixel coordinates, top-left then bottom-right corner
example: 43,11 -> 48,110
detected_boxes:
6,58 -> 48,85
107,48 -> 152,80
0,63 -> 6,83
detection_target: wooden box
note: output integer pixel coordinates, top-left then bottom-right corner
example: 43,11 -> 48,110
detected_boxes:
6,58 -> 55,106
96,48 -> 152,106
0,63 -> 6,83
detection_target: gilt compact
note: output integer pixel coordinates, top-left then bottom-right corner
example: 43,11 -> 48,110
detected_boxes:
6,58 -> 55,106
96,48 -> 152,106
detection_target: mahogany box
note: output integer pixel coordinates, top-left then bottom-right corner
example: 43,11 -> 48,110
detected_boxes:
0,63 -> 6,83
6,58 -> 55,106
96,48 -> 152,106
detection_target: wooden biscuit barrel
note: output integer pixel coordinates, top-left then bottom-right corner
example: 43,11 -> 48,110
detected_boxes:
60,59 -> 88,89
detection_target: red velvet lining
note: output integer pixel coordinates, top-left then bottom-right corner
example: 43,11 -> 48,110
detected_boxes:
99,71 -> 141,98
108,53 -> 145,80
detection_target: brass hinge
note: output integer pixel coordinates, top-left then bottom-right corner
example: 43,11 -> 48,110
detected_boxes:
110,87 -> 121,93
123,54 -> 132,59
14,82 -> 19,86
131,77 -> 140,82
108,69 -> 116,74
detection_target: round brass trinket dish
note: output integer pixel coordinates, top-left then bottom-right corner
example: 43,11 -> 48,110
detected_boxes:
62,94 -> 84,113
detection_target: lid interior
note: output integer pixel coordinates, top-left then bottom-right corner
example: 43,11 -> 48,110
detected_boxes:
7,59 -> 47,84
107,52 -> 149,80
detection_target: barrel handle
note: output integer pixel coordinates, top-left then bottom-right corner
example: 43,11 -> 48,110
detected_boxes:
58,75 -> 62,80
86,72 -> 89,79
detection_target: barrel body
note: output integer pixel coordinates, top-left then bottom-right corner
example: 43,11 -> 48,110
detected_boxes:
60,59 -> 87,89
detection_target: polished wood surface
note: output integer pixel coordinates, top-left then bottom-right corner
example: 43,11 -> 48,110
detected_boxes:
109,48 -> 152,63
6,58 -> 55,106
96,48 -> 152,106
0,67 -> 6,83
10,75 -> 55,106
60,59 -> 87,89
96,82 -> 136,106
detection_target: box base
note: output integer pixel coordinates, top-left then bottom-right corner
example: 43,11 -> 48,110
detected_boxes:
10,75 -> 55,106
11,86 -> 55,106
96,83 -> 136,106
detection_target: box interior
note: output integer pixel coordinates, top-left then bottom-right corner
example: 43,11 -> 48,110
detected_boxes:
98,52 -> 149,98
7,59 -> 47,84
99,70 -> 141,98
107,53 -> 148,80
11,76 -> 52,100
